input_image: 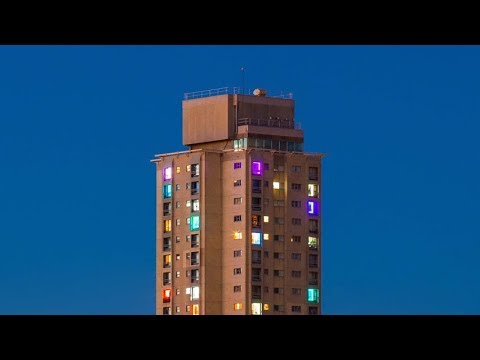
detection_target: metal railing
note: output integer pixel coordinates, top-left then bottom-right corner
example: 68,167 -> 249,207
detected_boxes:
237,118 -> 301,130
184,87 -> 240,100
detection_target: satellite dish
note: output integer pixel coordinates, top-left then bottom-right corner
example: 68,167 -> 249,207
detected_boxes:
253,88 -> 267,97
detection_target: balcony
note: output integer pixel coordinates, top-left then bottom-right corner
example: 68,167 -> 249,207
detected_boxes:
163,263 -> 171,269
252,292 -> 262,300
309,262 -> 319,268
309,228 -> 319,234
163,244 -> 171,252
163,279 -> 171,286
308,279 -> 318,286
191,277 -> 200,284
252,257 -> 261,265
191,259 -> 200,266
191,189 -> 199,196
252,205 -> 261,212
252,275 -> 262,282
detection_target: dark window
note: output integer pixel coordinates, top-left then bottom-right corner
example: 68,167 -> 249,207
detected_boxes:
252,179 -> 262,193
291,200 -> 301,208
291,183 -> 301,191
233,179 -> 242,186
292,270 -> 302,278
291,253 -> 301,260
234,268 -> 242,275
264,163 -> 269,170
292,218 -> 302,225
309,254 -> 319,268
274,287 -> 284,294
292,306 -> 302,313
291,235 -> 301,243
309,167 -> 318,180
234,285 -> 242,292
252,250 -> 262,264
292,288 -> 302,295
234,162 -> 242,169
234,215 -> 242,222
274,235 -> 284,242
233,250 -> 242,257
273,252 -> 284,259
252,197 -> 262,211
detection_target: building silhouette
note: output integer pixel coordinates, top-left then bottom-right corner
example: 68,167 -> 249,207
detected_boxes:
152,87 -> 324,315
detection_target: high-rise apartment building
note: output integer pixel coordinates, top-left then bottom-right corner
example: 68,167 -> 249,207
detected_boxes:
152,87 -> 324,315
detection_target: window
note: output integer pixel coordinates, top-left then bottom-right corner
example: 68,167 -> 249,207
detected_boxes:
186,165 -> 191,172
264,303 -> 269,311
234,285 -> 242,292
162,289 -> 171,303
175,271 -> 180,278
273,181 -> 280,189
191,234 -> 199,247
263,233 -> 269,241
292,218 -> 302,225
190,215 -> 200,231
264,180 -> 269,188
191,269 -> 200,283
274,305 -> 284,312
264,251 -> 269,258
292,288 -> 302,295
291,165 -> 301,173
251,232 -> 262,245
233,268 -> 242,275
163,219 -> 172,232
308,236 -> 318,249
186,305 -> 191,312
274,165 -> 284,172
252,286 -> 262,300
291,183 -> 301,191
192,304 -> 199,315
191,252 -> 200,266
163,272 -> 171,285
191,286 -> 200,300
191,181 -> 199,195
252,303 -> 262,315
252,161 -> 262,175
176,166 -> 181,174
163,254 -> 171,268
175,201 -> 180,208
163,202 -> 172,216
175,236 -> 180,243
175,306 -> 181,313
309,167 -> 318,180
291,235 -> 301,243
291,200 -> 301,208
264,163 -> 269,170
252,268 -> 261,281
186,217 -> 190,225
291,306 -> 302,313
307,288 -> 320,303
274,270 -> 284,277
234,303 -> 243,310
176,288 -> 181,295
233,231 -> 242,240
163,167 -> 172,181
191,164 -> 200,177
186,270 -> 191,277
186,200 -> 191,208
175,184 -> 181,191
234,215 -> 242,222
274,235 -> 284,242
176,254 -> 180,260
264,198 -> 269,206
252,179 -> 262,193
234,162 -> 242,169
163,307 -> 171,315
186,235 -> 191,242
309,254 -> 319,268
292,270 -> 302,278
233,250 -> 242,257
163,184 -> 172,199
252,215 -> 260,227
274,287 -> 284,294
309,307 -> 318,315
309,272 -> 319,285
252,197 -> 261,211
291,253 -> 301,260
163,237 -> 171,251
186,287 -> 191,295
186,253 -> 191,260
273,200 -> 285,207
264,287 -> 269,294
307,200 -> 319,215
264,268 -> 269,275
263,216 -> 269,223
234,197 -> 242,205
233,179 -> 242,187
176,219 -> 181,226
186,182 -> 190,190
192,199 -> 200,212
273,252 -> 284,259
309,219 -> 319,233
308,184 -> 319,197
252,250 -> 261,264
274,217 -> 284,225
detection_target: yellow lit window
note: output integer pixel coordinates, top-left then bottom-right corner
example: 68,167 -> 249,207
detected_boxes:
263,215 -> 269,223
263,303 -> 269,311
186,165 -> 191,172
192,304 -> 200,315
176,166 -> 181,174
234,303 -> 243,310
233,231 -> 242,240
273,181 -> 280,189
164,219 -> 172,232
263,233 -> 269,240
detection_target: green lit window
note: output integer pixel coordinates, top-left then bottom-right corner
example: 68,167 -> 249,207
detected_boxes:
163,184 -> 172,199
307,288 -> 320,303
190,215 -> 200,231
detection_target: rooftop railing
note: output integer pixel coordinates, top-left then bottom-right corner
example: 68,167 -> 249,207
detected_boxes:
184,87 -> 294,100
237,117 -> 301,130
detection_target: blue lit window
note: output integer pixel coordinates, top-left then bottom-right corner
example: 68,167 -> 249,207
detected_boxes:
190,215 -> 200,231
163,184 -> 172,199
307,288 -> 319,303
251,232 -> 262,245
307,200 -> 319,215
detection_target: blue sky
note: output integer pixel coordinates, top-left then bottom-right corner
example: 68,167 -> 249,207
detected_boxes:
1,45 -> 479,314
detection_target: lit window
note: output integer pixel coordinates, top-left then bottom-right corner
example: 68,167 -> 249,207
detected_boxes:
186,305 -> 191,313
163,219 -> 172,232
233,231 -> 242,240
308,184 -> 319,197
263,304 -> 269,311
251,232 -> 262,245
186,217 -> 190,224
307,288 -> 320,303
175,201 -> 180,208
252,161 -> 262,175
263,216 -> 269,223
186,200 -> 191,207
252,303 -> 262,315
307,200 -> 319,215
273,181 -> 280,189
234,303 -> 243,310
263,233 -> 269,240
176,166 -> 181,174
192,199 -> 200,212
176,271 -> 180,278
176,254 -> 180,260
163,184 -> 172,198
186,287 -> 191,295
162,289 -> 171,303
176,219 -> 180,226
190,215 -> 200,231
175,306 -> 180,313
191,164 -> 200,176
234,162 -> 242,169
163,254 -> 171,268
186,165 -> 191,172
191,286 -> 200,300
192,304 -> 199,315
163,167 -> 172,181
175,236 -> 180,243
176,288 -> 180,295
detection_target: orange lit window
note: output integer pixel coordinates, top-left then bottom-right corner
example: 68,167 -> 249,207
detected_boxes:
234,303 -> 243,310
263,304 -> 269,311
192,304 -> 200,315
164,220 -> 172,232
176,166 -> 181,174
163,289 -> 171,303
233,231 -> 242,240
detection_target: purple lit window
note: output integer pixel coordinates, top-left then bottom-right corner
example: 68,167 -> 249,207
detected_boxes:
252,161 -> 262,175
163,167 -> 172,181
307,201 -> 319,215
